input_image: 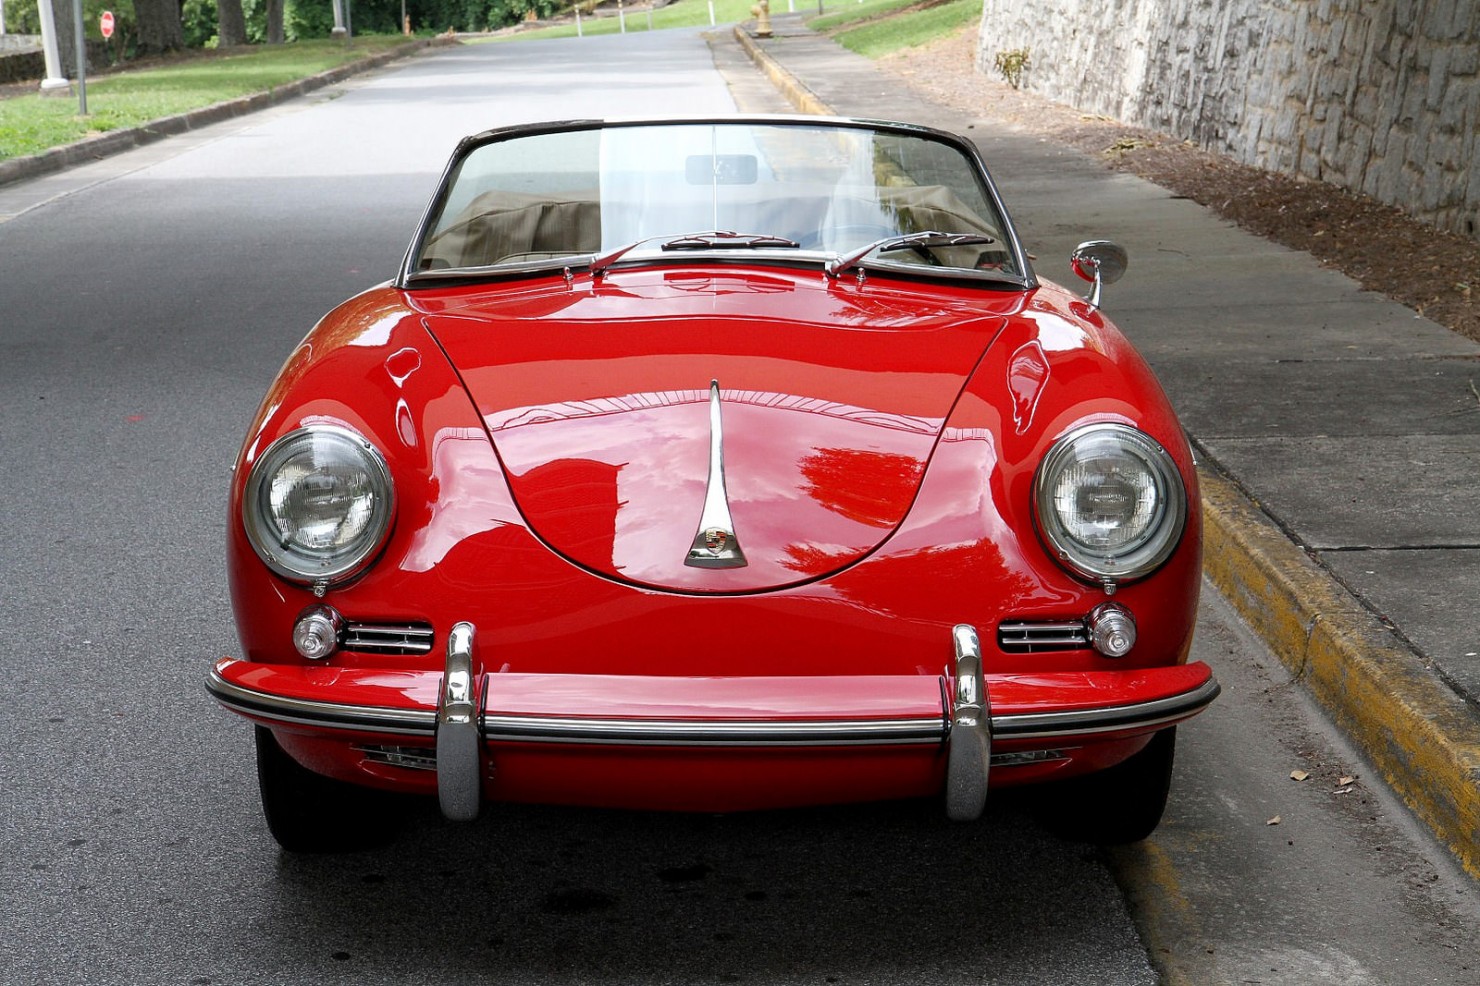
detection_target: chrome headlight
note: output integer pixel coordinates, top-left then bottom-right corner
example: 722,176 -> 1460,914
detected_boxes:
242,425 -> 395,587
1033,423 -> 1186,584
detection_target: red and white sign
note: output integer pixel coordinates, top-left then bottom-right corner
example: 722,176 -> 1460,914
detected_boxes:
100,10 -> 115,38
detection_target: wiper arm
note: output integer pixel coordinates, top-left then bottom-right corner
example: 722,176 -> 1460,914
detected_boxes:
588,235 -> 666,279
661,231 -> 800,251
588,231 -> 800,279
826,231 -> 997,279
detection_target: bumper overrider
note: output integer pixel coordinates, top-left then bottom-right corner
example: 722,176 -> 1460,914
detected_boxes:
207,624 -> 1219,821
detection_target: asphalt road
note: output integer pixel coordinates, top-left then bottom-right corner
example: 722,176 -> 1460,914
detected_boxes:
1,29 -> 1477,986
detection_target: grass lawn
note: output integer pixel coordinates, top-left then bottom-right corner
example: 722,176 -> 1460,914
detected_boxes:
823,0 -> 978,58
805,0 -> 925,34
0,37 -> 412,161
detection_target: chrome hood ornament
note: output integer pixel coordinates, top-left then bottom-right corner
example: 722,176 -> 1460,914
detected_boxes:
685,380 -> 748,569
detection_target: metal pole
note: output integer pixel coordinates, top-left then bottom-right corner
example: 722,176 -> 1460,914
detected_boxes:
575,7 -> 582,35
73,0 -> 87,114
617,0 -> 625,33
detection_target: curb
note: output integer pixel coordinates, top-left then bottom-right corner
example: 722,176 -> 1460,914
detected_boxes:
0,38 -> 453,190
732,26 -> 830,116
1200,468 -> 1480,877
738,24 -> 1480,878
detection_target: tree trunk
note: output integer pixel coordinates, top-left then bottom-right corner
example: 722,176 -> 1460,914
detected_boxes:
217,0 -> 248,46
134,0 -> 184,54
264,0 -> 284,44
51,0 -> 85,77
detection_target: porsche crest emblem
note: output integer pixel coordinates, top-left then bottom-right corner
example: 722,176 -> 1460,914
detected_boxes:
703,528 -> 730,553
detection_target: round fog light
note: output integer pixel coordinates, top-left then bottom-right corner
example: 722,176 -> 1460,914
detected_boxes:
293,606 -> 344,660
1087,603 -> 1136,658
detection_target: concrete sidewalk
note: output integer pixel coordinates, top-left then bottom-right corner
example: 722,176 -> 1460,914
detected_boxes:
737,19 -> 1480,876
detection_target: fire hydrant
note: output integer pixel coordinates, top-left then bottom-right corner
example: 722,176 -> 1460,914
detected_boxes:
751,0 -> 772,38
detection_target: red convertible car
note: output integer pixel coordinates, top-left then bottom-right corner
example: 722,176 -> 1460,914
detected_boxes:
208,116 -> 1217,851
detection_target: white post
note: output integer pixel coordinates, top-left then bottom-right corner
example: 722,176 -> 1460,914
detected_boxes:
617,0 -> 625,32
329,0 -> 348,37
707,0 -> 715,24
35,0 -> 70,93
575,7 -> 582,35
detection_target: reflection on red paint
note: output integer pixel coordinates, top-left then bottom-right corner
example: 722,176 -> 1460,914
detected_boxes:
799,447 -> 925,529
1008,340 -> 1048,435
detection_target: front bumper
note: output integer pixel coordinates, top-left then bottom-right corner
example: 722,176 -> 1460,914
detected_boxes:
207,624 -> 1219,819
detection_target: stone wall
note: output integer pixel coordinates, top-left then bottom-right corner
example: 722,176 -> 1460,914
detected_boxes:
0,35 -> 44,53
0,35 -> 44,85
977,0 -> 1479,239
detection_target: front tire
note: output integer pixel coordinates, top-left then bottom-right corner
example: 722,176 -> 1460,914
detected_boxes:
1040,727 -> 1177,845
254,726 -> 404,852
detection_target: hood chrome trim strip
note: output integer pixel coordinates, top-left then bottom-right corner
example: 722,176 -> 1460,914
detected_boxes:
685,379 -> 748,569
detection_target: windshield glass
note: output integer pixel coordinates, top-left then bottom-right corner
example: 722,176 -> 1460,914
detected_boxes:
409,121 -> 1022,281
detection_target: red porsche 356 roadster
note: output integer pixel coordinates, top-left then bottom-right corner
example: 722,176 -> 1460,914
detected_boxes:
208,116 -> 1217,851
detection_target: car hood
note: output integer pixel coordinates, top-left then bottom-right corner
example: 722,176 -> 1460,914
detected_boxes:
420,268 -> 1006,592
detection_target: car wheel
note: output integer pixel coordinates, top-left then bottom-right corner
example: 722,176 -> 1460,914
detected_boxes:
1040,727 -> 1177,845
254,726 -> 404,853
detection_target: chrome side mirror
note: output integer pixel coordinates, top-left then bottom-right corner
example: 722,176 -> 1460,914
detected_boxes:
1070,240 -> 1128,309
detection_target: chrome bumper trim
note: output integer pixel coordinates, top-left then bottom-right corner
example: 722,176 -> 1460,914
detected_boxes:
436,621 -> 483,822
206,668 -> 436,735
481,715 -> 947,746
990,677 -> 1221,740
206,669 -> 947,745
207,658 -> 1217,757
945,624 -> 991,821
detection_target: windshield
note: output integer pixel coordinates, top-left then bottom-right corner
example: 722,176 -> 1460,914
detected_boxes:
406,120 -> 1025,283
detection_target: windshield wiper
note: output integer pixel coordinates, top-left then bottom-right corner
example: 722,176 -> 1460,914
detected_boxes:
826,231 -> 998,280
590,231 -> 800,278
661,231 -> 800,251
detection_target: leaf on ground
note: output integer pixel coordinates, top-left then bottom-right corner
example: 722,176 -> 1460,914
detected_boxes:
1266,815 -> 1282,826
1290,770 -> 1309,782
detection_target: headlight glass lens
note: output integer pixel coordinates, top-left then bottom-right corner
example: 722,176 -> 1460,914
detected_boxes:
243,426 -> 395,585
1033,423 -> 1186,582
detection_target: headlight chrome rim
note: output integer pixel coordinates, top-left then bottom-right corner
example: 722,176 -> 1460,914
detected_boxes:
1032,422 -> 1186,584
242,425 -> 396,588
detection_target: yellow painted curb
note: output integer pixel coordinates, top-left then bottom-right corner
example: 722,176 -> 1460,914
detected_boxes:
1202,468 -> 1480,877
732,26 -> 835,116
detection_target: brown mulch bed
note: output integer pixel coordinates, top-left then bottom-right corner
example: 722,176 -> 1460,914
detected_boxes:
883,30 -> 1480,344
